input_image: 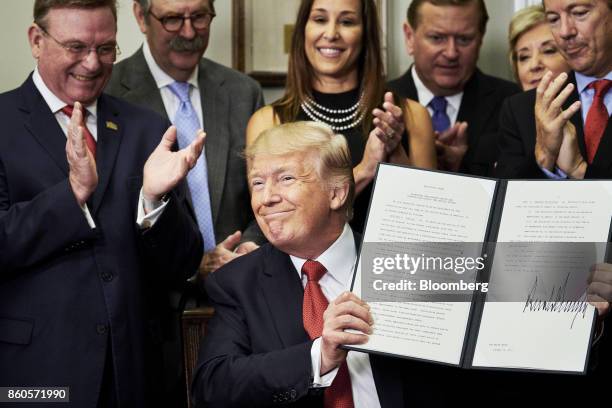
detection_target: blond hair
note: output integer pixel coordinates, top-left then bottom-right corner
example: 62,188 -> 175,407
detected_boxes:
245,122 -> 355,221
508,5 -> 547,80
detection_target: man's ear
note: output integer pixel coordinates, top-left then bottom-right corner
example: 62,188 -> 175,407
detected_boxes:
329,182 -> 350,211
133,0 -> 148,34
28,24 -> 43,59
403,21 -> 416,56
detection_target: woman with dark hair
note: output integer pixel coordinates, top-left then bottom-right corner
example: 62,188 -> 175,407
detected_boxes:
247,0 -> 436,232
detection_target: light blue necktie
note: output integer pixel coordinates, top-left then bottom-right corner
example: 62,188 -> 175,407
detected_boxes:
167,81 -> 215,251
429,96 -> 451,133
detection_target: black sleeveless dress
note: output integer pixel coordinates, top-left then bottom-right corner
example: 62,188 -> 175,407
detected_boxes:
296,88 -> 409,233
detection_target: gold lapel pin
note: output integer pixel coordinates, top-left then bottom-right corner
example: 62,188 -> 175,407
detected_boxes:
106,121 -> 118,131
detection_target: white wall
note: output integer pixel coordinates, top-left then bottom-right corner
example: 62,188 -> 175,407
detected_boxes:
0,0 -> 516,94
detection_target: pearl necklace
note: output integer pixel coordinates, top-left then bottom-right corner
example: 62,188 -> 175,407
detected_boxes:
300,92 -> 365,132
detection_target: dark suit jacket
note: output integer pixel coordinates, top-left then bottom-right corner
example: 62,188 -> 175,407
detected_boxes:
496,71 -> 612,179
0,76 -> 202,407
388,68 -> 521,176
191,243 -> 411,408
106,48 -> 265,243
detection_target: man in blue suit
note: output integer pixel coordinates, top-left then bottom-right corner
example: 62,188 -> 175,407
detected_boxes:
0,0 -> 203,406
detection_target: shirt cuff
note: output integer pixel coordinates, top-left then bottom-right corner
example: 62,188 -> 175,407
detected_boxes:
136,188 -> 169,229
540,166 -> 568,179
81,203 -> 96,229
310,337 -> 339,388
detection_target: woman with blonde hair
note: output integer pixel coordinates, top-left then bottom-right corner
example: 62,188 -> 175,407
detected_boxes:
247,0 -> 436,232
508,5 -> 570,90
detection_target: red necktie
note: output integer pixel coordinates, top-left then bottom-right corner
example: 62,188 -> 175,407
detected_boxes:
61,105 -> 97,158
584,79 -> 612,164
302,260 -> 354,408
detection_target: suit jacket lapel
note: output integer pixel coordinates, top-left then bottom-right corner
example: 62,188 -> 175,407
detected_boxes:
457,70 -> 494,154
566,72 -> 588,158
117,47 -> 167,119
397,66 -> 419,101
20,76 -> 69,175
90,95 -> 123,214
259,246 -> 310,347
198,60 -> 230,224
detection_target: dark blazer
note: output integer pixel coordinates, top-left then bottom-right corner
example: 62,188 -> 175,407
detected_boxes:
106,48 -> 265,242
0,76 -> 202,407
496,71 -> 612,179
191,243 -> 412,408
388,68 -> 521,176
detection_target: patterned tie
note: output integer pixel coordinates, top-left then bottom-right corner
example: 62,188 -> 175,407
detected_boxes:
302,260 -> 354,408
429,96 -> 451,133
584,79 -> 612,164
167,81 -> 215,251
61,105 -> 96,158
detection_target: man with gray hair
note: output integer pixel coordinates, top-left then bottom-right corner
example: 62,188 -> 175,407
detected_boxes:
107,0 -> 264,268
106,1 -> 264,404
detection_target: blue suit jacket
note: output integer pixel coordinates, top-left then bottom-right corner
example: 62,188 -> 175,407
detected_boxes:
0,76 -> 202,407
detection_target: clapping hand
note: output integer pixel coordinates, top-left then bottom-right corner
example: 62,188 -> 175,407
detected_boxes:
142,126 -> 205,202
372,92 -> 405,155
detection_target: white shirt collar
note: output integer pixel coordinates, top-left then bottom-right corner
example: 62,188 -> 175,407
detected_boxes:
32,67 -> 97,117
411,66 -> 463,113
575,70 -> 612,94
290,223 -> 356,287
142,41 -> 199,90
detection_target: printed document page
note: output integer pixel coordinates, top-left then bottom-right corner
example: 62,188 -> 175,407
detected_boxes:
472,180 -> 612,372
352,165 -> 496,365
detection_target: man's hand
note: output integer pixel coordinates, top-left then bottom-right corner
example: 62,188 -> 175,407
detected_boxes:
556,121 -> 587,179
587,263 -> 612,318
372,92 -> 405,155
143,126 -> 205,202
435,121 -> 468,172
198,231 -> 259,277
66,102 -> 97,206
320,292 -> 373,375
534,72 -> 582,171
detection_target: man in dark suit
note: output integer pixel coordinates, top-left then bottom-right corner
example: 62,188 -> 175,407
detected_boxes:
192,122 -> 414,407
494,1 -> 612,402
0,0 -> 203,406
496,0 -> 612,180
387,0 -> 520,176
106,0 -> 265,272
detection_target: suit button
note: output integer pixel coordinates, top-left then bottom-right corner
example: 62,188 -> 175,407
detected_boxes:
290,389 -> 296,399
96,324 -> 108,335
101,272 -> 114,282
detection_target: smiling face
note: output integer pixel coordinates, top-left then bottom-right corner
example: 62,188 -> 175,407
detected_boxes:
304,0 -> 363,89
515,22 -> 571,90
544,0 -> 612,78
404,2 -> 483,96
135,0 -> 213,81
29,7 -> 116,105
249,151 -> 346,259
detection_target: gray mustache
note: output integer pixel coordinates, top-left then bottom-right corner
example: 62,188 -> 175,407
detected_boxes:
169,36 -> 205,52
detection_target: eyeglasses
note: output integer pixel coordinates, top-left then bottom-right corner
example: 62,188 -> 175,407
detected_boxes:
37,25 -> 121,63
148,10 -> 215,32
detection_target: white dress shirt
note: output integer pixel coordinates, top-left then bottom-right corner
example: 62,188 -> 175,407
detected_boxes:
142,41 -> 204,128
575,71 -> 612,123
412,66 -> 463,126
289,223 -> 381,408
32,68 -> 166,229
